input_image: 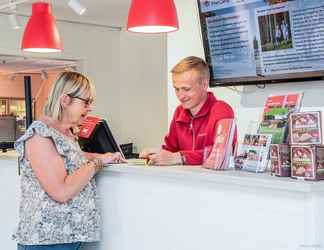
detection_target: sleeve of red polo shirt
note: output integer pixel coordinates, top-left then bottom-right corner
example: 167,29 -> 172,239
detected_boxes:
179,149 -> 204,165
162,115 -> 180,152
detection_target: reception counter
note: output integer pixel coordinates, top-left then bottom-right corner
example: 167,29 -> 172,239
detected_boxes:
83,165 -> 324,250
1,152 -> 324,250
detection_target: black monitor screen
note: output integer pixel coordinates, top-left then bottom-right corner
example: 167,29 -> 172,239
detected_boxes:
197,0 -> 324,87
78,117 -> 123,157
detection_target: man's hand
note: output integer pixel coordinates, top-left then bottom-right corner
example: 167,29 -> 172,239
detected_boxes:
139,148 -> 159,160
147,150 -> 183,166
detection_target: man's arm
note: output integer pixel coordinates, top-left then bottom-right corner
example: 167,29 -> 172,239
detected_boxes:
178,149 -> 204,165
147,150 -> 183,165
162,112 -> 180,152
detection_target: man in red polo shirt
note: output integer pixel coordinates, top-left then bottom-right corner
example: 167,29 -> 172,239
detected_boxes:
140,56 -> 236,165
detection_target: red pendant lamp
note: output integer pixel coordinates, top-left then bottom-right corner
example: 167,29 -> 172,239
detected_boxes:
127,0 -> 179,33
21,2 -> 63,53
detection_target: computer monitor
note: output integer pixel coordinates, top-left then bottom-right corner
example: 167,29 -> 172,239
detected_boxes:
78,116 -> 124,158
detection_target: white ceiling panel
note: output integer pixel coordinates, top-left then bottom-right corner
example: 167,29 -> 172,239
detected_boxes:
0,54 -> 78,75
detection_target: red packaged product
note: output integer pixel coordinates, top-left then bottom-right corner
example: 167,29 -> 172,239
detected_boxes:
291,145 -> 315,180
270,144 -> 290,177
289,111 -> 322,145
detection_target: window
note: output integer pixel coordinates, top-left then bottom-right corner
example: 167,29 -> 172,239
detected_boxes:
0,98 -> 34,138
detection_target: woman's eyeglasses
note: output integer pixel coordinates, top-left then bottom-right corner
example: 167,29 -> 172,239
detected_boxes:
67,94 -> 93,107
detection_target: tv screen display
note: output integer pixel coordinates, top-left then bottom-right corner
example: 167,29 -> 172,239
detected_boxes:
197,0 -> 324,86
78,116 -> 124,158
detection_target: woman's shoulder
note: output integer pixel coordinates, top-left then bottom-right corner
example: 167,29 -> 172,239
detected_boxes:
15,119 -> 64,149
30,120 -> 49,130
29,120 -> 54,138
15,119 -> 74,159
14,120 -> 52,159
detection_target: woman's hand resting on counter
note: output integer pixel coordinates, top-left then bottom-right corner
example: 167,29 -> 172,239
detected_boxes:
99,152 -> 127,164
84,152 -> 127,167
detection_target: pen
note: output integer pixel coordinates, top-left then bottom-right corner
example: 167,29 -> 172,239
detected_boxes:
145,153 -> 155,166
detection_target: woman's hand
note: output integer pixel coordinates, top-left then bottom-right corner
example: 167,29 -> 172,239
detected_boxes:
87,157 -> 104,173
100,152 -> 126,164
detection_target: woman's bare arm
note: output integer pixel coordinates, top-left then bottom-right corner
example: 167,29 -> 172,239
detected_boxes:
26,134 -> 98,203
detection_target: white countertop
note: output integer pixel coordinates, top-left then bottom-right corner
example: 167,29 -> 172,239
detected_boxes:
102,163 -> 324,194
2,150 -> 324,194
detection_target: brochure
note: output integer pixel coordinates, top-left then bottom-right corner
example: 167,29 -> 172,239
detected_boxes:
258,93 -> 303,143
203,118 -> 236,170
235,133 -> 272,173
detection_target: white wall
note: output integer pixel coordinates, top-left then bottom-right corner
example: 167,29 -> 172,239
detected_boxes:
119,32 -> 168,151
168,0 -> 324,141
0,15 -> 168,152
167,0 -> 205,122
0,75 -> 42,98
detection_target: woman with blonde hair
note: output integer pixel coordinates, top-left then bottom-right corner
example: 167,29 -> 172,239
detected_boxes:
14,71 -> 123,250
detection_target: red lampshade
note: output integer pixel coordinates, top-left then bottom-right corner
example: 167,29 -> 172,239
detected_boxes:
127,0 -> 179,33
21,2 -> 63,53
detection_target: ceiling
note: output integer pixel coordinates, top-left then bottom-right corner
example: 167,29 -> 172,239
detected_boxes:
0,0 -> 131,74
0,54 -> 78,75
2,0 -> 131,28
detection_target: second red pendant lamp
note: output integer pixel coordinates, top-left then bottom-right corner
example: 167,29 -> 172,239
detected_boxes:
21,2 -> 63,53
127,0 -> 179,33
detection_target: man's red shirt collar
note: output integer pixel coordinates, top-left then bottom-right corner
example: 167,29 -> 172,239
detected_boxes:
176,92 -> 217,123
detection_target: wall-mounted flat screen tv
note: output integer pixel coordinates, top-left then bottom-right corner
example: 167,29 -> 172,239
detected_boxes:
197,0 -> 324,87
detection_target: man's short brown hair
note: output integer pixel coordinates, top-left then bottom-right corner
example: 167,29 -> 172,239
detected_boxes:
171,56 -> 210,81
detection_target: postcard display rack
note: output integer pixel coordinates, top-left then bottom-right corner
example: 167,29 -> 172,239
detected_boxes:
257,93 -> 303,177
234,133 -> 272,173
204,93 -> 324,181
264,93 -> 302,177
234,93 -> 303,174
253,92 -> 324,181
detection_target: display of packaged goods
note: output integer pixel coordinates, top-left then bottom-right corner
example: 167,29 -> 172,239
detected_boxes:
315,146 -> 324,180
203,118 -> 236,170
270,144 -> 290,177
234,133 -> 272,173
258,93 -> 303,144
289,111 -> 322,145
291,145 -> 316,180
